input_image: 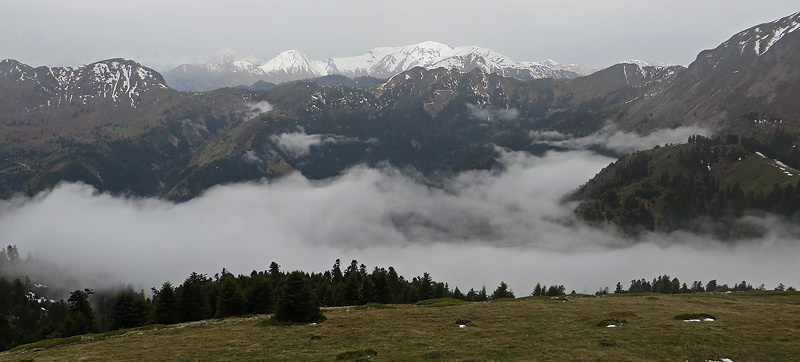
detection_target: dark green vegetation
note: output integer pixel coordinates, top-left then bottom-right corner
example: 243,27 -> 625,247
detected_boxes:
2,292 -> 799,361
271,271 -> 326,324
0,245 -> 536,351
2,245 -> 795,352
573,134 -> 800,235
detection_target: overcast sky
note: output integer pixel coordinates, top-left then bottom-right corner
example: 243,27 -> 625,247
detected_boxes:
1,1 -> 797,69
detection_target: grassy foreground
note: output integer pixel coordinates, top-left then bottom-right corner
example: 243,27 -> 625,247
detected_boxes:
2,292 -> 799,361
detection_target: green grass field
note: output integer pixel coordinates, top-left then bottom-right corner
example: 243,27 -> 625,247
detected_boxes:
3,292 -> 799,361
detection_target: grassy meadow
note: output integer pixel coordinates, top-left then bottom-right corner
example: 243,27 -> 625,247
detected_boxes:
2,292 -> 799,361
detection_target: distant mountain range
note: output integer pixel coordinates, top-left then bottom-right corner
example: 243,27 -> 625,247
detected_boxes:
1,12 -> 800,235
160,41 -> 598,91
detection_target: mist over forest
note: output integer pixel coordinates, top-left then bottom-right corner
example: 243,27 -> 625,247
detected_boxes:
2,128 -> 797,297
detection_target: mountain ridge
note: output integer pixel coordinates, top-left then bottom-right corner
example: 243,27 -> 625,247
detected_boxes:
162,41 -> 597,91
1,11 -> 800,235
569,11 -> 800,234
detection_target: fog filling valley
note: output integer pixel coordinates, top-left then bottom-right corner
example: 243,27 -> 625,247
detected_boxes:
1,126 -> 798,297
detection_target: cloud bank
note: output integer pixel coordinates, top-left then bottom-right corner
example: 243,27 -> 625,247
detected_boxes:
240,101 -> 274,122
270,130 -> 373,157
530,123 -> 715,155
467,104 -> 520,123
1,146 -> 798,296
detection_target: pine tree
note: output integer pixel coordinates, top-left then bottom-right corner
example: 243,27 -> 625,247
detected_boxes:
244,274 -> 274,314
452,287 -> 464,300
477,286 -> 488,302
490,282 -> 515,300
273,271 -> 325,324
110,291 -> 150,330
532,283 -> 543,296
177,272 -> 211,322
359,277 -> 377,304
371,268 -> 391,304
331,259 -> 344,285
0,312 -> 15,351
404,284 -> 420,303
152,282 -> 178,325
546,285 -> 565,297
63,289 -> 96,336
341,272 -> 361,306
387,267 -> 404,303
418,273 -> 434,300
706,280 -> 718,292
268,262 -> 282,286
465,288 -> 477,302
216,273 -> 246,318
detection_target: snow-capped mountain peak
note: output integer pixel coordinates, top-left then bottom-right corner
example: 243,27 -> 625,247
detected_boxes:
0,58 -> 168,109
162,41 -> 600,91
721,11 -> 800,56
256,49 -> 327,80
618,59 -> 676,68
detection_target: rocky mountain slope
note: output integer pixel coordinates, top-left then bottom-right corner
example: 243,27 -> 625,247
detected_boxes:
609,11 -> 800,133
0,52 -> 663,200
0,58 -> 171,120
570,11 -> 800,235
163,41 -> 595,91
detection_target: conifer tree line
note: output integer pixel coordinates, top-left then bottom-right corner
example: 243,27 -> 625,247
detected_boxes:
576,133 -> 800,234
602,274 -> 795,295
1,245 -> 797,351
0,251 -> 519,350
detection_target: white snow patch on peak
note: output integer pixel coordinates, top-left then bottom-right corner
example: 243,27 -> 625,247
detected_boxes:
540,59 -> 560,66
726,12 -> 800,56
330,41 -> 455,76
619,59 -> 675,68
759,18 -> 800,55
173,41 -> 597,83
404,40 -> 453,53
258,49 -> 327,76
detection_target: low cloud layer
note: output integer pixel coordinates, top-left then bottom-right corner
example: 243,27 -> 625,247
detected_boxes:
270,130 -> 373,157
467,104 -> 520,123
1,147 -> 798,296
530,123 -> 715,155
240,101 -> 274,122
241,150 -> 262,164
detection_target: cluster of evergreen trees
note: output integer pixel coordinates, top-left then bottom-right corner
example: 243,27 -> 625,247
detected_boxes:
0,253 -> 518,351
577,134 -> 800,234
530,283 -> 566,297
607,274 -> 795,295
2,245 -> 797,352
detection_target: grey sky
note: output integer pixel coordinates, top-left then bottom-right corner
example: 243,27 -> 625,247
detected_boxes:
1,1 -> 797,69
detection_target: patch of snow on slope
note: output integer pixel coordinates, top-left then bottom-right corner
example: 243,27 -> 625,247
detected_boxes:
724,12 -> 800,56
759,17 -> 800,54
